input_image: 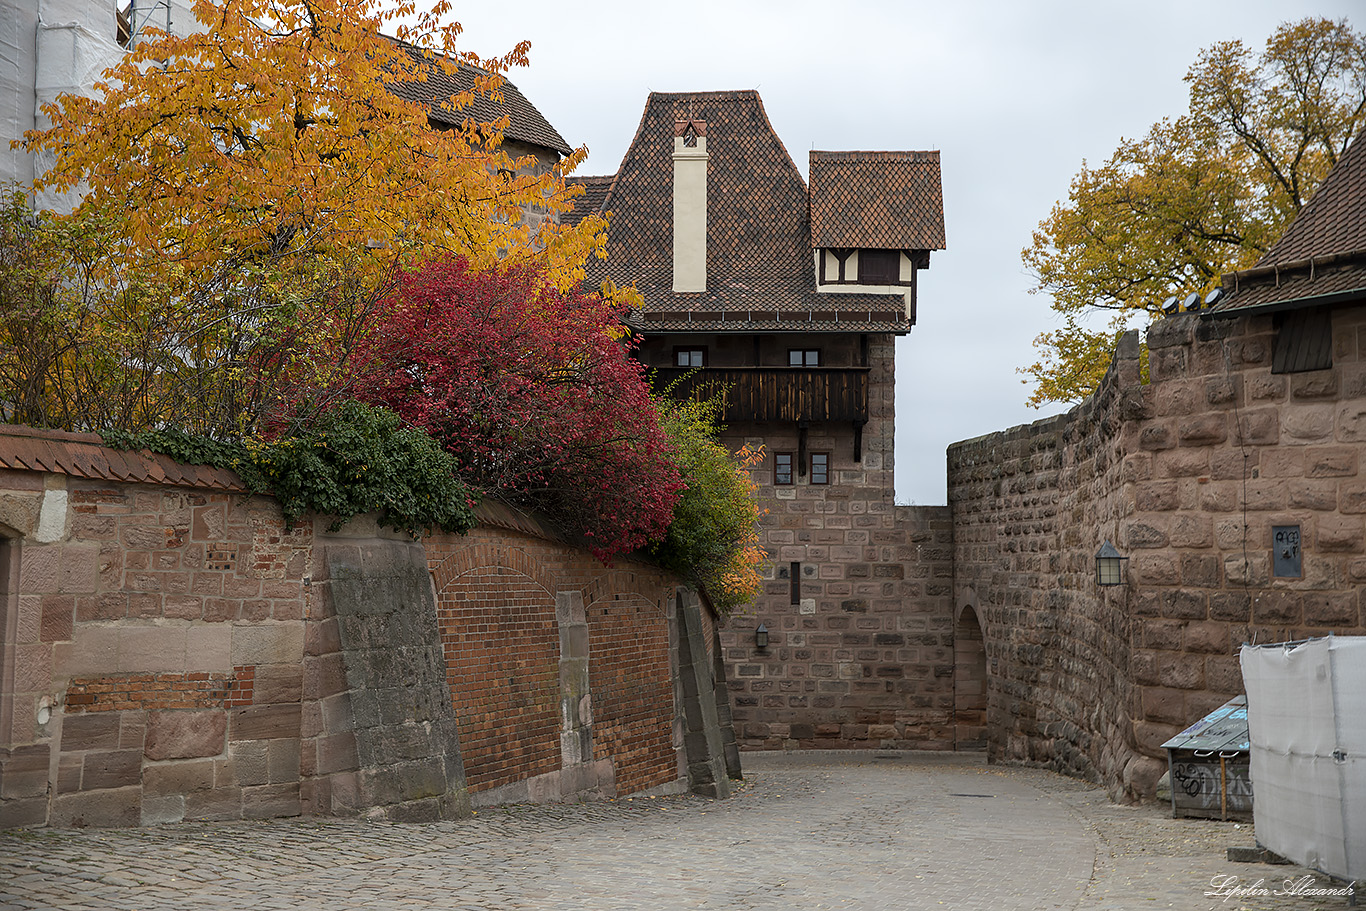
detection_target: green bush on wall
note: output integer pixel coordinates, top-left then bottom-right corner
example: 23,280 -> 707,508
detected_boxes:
103,401 -> 477,536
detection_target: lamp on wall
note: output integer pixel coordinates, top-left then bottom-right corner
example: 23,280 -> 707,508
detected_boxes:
1095,540 -> 1127,586
755,623 -> 770,649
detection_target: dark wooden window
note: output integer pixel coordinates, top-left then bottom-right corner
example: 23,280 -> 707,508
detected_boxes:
859,250 -> 899,284
1272,309 -> 1332,374
810,452 -> 829,485
788,349 -> 820,367
774,452 -> 794,485
790,561 -> 801,604
675,347 -> 706,368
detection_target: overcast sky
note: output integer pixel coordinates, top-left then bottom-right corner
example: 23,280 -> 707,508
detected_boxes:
449,0 -> 1358,504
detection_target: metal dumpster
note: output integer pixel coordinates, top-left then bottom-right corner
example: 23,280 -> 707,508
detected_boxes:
1161,695 -> 1252,820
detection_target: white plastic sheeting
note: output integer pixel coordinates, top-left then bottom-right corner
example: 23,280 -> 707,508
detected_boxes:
1241,636 -> 1366,881
1,0 -> 194,209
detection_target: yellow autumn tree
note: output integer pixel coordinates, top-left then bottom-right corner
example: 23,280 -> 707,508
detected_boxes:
13,0 -> 610,433
1021,17 -> 1366,407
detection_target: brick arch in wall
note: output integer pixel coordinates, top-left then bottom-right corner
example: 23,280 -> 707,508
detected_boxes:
428,543 -> 559,598
581,570 -> 677,795
954,602 -> 988,751
430,544 -> 562,793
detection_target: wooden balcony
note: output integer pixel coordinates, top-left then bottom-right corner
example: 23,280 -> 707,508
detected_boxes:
651,367 -> 870,422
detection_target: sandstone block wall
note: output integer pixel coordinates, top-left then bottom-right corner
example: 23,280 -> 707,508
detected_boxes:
948,310 -> 1366,801
718,335 -> 956,751
0,478 -> 312,827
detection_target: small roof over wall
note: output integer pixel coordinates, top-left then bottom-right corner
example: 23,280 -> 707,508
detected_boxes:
0,425 -> 247,491
808,151 -> 946,251
1211,127 -> 1366,316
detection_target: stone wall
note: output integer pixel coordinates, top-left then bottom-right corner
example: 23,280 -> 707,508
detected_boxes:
714,333 -> 956,751
948,308 -> 1366,801
0,437 -> 735,827
0,478 -> 313,827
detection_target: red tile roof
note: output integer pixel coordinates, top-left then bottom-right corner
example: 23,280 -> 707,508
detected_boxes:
1212,127 -> 1366,315
581,90 -> 911,330
385,40 -> 572,157
809,151 -> 945,250
0,425 -> 248,491
565,175 -> 614,225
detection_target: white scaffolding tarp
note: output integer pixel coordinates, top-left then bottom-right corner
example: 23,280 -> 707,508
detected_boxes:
1241,636 -> 1366,881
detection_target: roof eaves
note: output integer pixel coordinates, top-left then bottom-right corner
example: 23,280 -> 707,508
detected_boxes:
1202,284 -> 1366,321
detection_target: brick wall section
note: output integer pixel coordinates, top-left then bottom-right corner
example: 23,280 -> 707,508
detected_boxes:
717,335 -> 956,751
64,668 -> 254,712
425,527 -> 705,804
587,586 -> 675,794
0,436 -> 727,827
436,563 -> 562,793
947,310 -> 1366,801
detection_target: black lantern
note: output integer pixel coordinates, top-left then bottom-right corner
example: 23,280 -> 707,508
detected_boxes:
755,623 -> 770,649
1095,540 -> 1127,586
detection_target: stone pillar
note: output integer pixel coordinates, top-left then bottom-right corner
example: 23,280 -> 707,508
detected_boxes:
710,623 -> 742,780
556,590 -> 599,786
673,589 -> 730,798
316,533 -> 469,822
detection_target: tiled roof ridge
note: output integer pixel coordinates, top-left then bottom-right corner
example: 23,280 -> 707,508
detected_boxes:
644,90 -> 807,189
1250,124 -> 1366,266
811,150 -> 940,160
647,89 -> 762,102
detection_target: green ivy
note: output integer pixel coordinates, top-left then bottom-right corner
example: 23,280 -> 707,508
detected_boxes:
101,402 -> 477,536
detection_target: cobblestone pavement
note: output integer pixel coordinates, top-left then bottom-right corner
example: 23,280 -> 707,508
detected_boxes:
0,752 -> 1353,911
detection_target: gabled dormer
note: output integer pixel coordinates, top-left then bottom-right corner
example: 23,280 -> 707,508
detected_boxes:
809,151 -> 946,323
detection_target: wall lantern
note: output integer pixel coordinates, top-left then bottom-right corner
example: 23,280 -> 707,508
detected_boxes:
1095,540 -> 1127,587
755,623 -> 770,649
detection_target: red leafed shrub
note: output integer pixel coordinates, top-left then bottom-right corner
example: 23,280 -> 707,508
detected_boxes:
350,258 -> 682,561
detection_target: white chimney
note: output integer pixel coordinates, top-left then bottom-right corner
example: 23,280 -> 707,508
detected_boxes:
672,119 -> 708,292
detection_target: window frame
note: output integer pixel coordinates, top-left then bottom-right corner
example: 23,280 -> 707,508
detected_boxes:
674,347 -> 707,368
810,451 -> 830,485
774,452 -> 794,486
787,348 -> 821,367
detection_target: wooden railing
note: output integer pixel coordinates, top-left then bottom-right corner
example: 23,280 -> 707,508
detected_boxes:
651,367 -> 870,422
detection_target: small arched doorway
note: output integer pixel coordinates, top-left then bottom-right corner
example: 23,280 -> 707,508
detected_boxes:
954,605 -> 988,751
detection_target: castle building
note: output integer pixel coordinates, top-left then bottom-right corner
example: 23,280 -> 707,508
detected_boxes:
571,90 -> 955,751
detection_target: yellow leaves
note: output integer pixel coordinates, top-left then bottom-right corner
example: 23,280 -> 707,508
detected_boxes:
23,0 -> 600,300
1021,16 -> 1366,408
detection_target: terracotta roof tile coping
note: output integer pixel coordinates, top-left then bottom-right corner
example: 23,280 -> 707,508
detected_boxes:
0,425 -> 248,491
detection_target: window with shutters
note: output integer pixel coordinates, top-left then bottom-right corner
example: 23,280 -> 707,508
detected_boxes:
858,250 -> 899,284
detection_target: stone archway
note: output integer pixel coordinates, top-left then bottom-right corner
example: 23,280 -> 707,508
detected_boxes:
954,605 -> 988,751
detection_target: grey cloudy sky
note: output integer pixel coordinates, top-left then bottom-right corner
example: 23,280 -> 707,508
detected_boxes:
450,0 -> 1358,504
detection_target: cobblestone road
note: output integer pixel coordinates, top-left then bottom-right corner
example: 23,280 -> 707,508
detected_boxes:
0,752 -> 1352,910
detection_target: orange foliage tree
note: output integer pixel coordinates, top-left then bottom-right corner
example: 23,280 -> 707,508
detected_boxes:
14,0 -> 613,434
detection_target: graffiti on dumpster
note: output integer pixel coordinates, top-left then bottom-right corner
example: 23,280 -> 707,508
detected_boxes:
1172,760 -> 1252,812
